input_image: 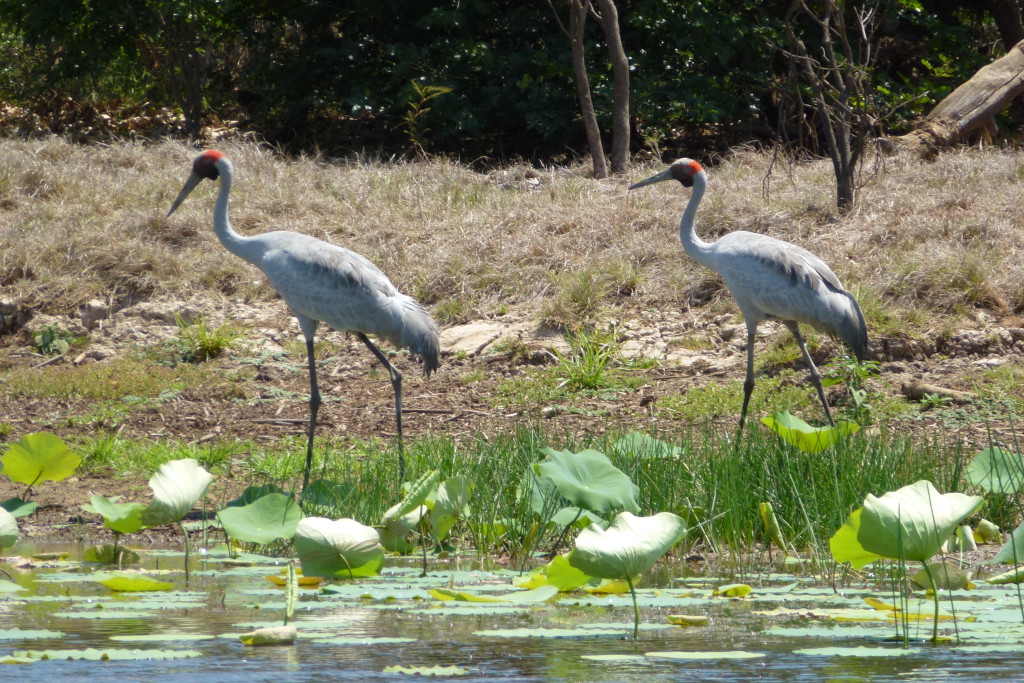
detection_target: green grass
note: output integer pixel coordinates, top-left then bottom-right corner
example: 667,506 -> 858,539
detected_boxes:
57,419 -> 973,576
656,375 -> 817,424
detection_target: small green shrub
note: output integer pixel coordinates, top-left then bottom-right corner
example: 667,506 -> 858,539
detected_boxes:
175,314 -> 245,362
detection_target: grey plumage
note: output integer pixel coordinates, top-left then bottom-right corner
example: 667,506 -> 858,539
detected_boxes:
169,150 -> 439,492
630,158 -> 867,429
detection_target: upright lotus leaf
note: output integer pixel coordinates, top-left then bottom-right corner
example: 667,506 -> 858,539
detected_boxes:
225,484 -> 288,508
0,506 -> 18,553
381,470 -> 440,524
83,495 -> 146,535
568,512 -> 686,579
965,447 -> 1024,494
857,480 -> 984,563
829,508 -> 882,569
293,517 -> 384,579
140,459 -> 214,527
1,498 -> 37,518
431,477 -> 473,542
216,493 -> 303,544
614,433 -> 683,459
524,466 -> 562,518
992,519 -> 1024,564
534,448 -> 640,513
1,432 -> 80,487
760,411 -> 859,453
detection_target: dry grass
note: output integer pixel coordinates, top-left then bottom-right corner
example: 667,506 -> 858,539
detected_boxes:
1,137 -> 1023,337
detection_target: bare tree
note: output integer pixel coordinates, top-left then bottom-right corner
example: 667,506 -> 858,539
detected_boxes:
548,0 -> 631,178
781,0 -> 878,211
595,0 -> 630,174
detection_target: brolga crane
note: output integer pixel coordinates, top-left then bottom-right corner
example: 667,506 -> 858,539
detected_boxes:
630,158 -> 867,430
168,150 -> 440,492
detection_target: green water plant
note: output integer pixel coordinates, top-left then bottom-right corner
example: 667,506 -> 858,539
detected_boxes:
0,506 -> 18,553
761,411 -> 860,453
567,511 -> 687,639
216,493 -> 303,546
830,480 -> 984,642
1,432 -> 80,500
293,517 -> 384,579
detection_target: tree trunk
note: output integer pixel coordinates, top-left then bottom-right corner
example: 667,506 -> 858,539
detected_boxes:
893,38 -> 1024,157
595,0 -> 629,174
569,0 -> 609,178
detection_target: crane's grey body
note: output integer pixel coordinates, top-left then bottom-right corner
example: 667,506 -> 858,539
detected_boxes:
169,150 -> 439,492
630,158 -> 866,429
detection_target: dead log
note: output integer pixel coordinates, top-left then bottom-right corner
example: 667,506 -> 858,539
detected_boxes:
893,39 -> 1024,157
900,381 -> 973,404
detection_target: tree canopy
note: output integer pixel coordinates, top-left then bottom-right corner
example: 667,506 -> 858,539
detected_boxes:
0,0 -> 1014,161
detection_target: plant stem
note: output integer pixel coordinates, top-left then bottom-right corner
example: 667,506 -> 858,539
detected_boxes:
625,574 -> 640,640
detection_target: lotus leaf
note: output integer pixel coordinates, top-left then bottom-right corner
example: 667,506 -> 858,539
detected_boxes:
293,517 -> 384,578
568,511 -> 685,579
216,493 -> 303,544
239,625 -> 297,646
857,480 -> 984,562
83,494 -> 146,535
965,447 -> 1024,494
94,571 -> 174,592
829,508 -> 882,569
431,476 -> 473,541
760,411 -> 859,453
1,432 -> 80,487
0,505 -> 18,552
992,519 -> 1024,564
535,448 -> 640,513
141,459 -> 214,527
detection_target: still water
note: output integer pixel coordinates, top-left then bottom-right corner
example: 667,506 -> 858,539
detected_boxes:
2,541 -> 1023,682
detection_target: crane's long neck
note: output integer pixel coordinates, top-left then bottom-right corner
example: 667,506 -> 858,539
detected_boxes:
678,171 -> 714,267
212,160 -> 263,265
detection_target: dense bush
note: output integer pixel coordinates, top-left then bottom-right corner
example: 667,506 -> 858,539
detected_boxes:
0,0 -> 1012,160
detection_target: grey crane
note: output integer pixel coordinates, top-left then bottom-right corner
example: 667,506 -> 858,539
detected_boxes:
630,158 -> 867,429
168,150 -> 439,491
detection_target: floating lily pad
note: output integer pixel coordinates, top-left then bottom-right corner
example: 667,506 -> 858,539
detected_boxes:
646,650 -> 765,660
8,647 -> 201,661
0,628 -> 62,640
793,646 -> 915,657
93,571 -> 174,592
383,665 -> 470,676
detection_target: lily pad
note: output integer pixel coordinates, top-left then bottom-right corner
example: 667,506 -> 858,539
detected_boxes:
239,625 -> 297,646
383,665 -> 469,676
217,493 -> 303,544
646,650 -> 765,660
535,448 -> 640,513
83,495 -> 146,535
9,647 -> 201,661
94,571 -> 174,592
0,505 -> 18,552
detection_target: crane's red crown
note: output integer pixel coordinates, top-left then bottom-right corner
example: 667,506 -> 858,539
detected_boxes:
670,158 -> 704,187
193,149 -> 225,180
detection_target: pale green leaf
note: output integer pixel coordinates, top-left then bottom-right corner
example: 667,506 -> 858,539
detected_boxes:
567,511 -> 686,580
216,493 -> 303,544
293,517 -> 384,579
535,448 -> 640,513
829,508 -> 882,569
857,480 -> 984,562
760,411 -> 859,453
141,459 -> 214,527
0,505 -> 18,552
1,432 -> 80,486
992,519 -> 1024,564
965,447 -> 1024,494
83,494 -> 146,535
94,571 -> 174,592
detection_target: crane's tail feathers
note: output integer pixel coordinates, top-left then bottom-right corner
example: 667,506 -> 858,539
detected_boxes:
842,292 -> 868,363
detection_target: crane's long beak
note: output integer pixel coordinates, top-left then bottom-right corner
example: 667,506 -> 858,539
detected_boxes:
168,172 -> 204,217
628,167 -> 674,190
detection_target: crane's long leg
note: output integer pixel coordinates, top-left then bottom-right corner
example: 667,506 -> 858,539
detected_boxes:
785,322 -> 835,426
738,327 -> 757,433
356,332 -> 406,481
301,338 -> 323,498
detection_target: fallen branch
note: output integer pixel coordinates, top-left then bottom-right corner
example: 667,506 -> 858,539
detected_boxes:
900,381 -> 973,404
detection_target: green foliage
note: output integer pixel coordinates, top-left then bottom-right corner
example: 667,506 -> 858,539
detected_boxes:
555,327 -> 617,391
173,314 -> 244,363
31,324 -> 76,356
1,432 -> 81,496
216,493 -> 304,545
761,411 -> 860,453
400,81 -> 453,157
